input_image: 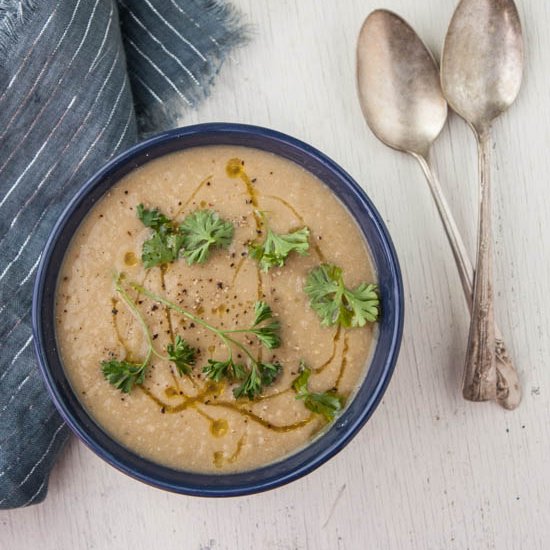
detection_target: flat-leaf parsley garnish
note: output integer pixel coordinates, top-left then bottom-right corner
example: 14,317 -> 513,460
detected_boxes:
179,209 -> 234,265
101,359 -> 147,394
130,281 -> 282,400
166,335 -> 197,376
292,362 -> 344,422
304,263 -> 379,328
137,205 -> 234,268
249,214 -> 310,271
137,204 -> 184,269
100,274 -> 197,393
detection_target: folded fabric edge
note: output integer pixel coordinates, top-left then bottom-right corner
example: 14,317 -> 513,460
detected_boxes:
0,0 -> 38,63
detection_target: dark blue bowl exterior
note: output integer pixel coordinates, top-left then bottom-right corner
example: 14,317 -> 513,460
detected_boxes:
32,123 -> 403,497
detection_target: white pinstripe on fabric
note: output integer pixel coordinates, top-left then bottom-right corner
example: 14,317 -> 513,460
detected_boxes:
0,95 -> 77,215
0,422 -> 65,506
0,74 -> 127,298
1,2 -> 61,97
0,233 -> 33,282
0,75 -> 124,279
0,0 -> 83,141
0,44 -> 122,248
0,336 -> 33,384
142,0 -> 207,62
88,2 -> 114,73
0,47 -> 123,276
0,408 -> 58,451
1,374 -> 32,414
168,0 -> 223,52
122,3 -> 200,86
132,72 -> 163,105
2,314 -> 25,341
112,105 -> 136,154
19,253 -> 41,287
0,1 -> 100,179
22,479 -> 46,507
127,38 -> 192,106
0,254 -> 41,317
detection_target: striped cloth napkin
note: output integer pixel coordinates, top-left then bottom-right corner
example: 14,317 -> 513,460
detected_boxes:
0,0 -> 247,509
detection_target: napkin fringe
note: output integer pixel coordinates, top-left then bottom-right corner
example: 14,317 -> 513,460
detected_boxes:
131,0 -> 251,133
0,0 -> 37,61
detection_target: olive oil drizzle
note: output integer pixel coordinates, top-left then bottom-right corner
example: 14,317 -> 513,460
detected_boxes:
139,384 -> 314,434
334,333 -> 350,390
209,401 -> 315,433
226,158 -> 263,302
159,265 -> 181,391
230,255 -> 247,286
213,434 -> 246,468
174,174 -> 213,218
255,387 -> 293,402
315,325 -> 342,374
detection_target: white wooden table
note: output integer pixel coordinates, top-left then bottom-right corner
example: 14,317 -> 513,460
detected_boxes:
3,1 -> 550,548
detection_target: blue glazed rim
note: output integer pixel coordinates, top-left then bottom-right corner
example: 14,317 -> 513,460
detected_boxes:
32,123 -> 404,497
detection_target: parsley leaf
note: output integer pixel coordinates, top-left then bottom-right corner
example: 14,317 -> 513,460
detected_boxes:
258,362 -> 282,386
253,300 -> 274,325
179,209 -> 234,265
101,359 -> 147,393
248,301 -> 281,349
137,204 -> 171,230
137,204 -> 184,268
203,358 -> 246,382
304,264 -> 380,327
233,362 -> 282,400
249,224 -> 310,272
141,231 -> 184,268
166,335 -> 197,376
292,363 -> 344,422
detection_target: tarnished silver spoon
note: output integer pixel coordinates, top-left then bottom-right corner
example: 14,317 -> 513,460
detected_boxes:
441,0 -> 523,404
356,9 -> 521,409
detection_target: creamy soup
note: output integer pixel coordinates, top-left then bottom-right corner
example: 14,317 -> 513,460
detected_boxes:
56,146 -> 378,473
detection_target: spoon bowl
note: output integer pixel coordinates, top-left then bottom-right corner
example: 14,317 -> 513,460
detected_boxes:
441,0 -> 524,133
357,10 -> 447,157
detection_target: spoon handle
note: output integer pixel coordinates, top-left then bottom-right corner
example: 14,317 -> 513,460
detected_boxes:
463,129 -> 498,401
415,154 -> 521,409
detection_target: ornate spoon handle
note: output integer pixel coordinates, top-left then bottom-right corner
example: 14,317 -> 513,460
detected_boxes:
464,130 -> 497,401
415,152 -> 521,409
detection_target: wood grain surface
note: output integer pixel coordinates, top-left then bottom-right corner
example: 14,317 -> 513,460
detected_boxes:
2,0 -> 549,548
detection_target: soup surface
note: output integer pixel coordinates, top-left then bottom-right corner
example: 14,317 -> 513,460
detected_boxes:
56,146 -> 378,473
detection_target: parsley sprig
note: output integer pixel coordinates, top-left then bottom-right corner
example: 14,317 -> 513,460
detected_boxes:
166,335 -> 196,376
179,209 -> 234,264
100,275 -> 197,393
292,362 -> 345,422
101,360 -> 147,394
130,281 -> 282,400
249,213 -> 310,271
304,264 -> 379,328
137,205 -> 234,268
137,204 -> 184,268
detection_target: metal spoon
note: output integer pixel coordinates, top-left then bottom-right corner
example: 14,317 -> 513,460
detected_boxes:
356,9 -> 521,409
441,0 -> 523,404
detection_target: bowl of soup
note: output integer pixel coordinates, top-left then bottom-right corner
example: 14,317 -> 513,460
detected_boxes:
32,123 -> 403,496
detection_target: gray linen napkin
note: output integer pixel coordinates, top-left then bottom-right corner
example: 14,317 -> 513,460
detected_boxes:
0,0 -> 247,509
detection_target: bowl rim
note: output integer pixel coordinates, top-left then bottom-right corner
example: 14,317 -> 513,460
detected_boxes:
32,122 -> 404,497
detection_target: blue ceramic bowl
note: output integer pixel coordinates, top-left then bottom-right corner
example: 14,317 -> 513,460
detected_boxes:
33,123 -> 403,497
